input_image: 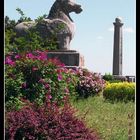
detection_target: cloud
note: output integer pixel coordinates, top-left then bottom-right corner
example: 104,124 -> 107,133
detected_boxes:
108,27 -> 114,32
96,36 -> 104,40
123,27 -> 135,33
108,26 -> 135,33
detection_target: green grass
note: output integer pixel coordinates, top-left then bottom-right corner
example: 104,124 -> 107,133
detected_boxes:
71,96 -> 135,140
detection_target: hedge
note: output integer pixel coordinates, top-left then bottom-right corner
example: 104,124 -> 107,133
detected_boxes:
103,82 -> 135,102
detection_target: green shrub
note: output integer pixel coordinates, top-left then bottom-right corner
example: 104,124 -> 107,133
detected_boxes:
5,11 -> 58,55
5,16 -> 16,30
107,80 -> 122,83
5,29 -> 17,55
102,73 -> 114,81
5,97 -> 25,111
5,27 -> 58,54
103,82 -> 135,102
102,73 -> 126,83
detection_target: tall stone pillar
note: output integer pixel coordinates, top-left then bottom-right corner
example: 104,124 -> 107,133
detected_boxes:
113,17 -> 123,75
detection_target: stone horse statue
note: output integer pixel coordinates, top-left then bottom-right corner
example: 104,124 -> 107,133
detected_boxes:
15,0 -> 82,50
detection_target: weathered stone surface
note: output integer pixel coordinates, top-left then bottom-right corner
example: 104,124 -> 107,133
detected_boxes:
47,50 -> 84,67
113,75 -> 127,81
15,0 -> 83,50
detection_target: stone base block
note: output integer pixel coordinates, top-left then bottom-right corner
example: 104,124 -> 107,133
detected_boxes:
113,75 -> 127,81
47,50 -> 84,67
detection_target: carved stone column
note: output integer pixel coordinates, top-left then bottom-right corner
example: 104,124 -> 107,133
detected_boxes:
113,17 -> 123,75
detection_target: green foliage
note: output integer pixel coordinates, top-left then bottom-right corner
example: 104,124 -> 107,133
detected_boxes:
5,29 -> 17,55
102,73 -> 114,81
16,8 -> 32,23
103,82 -> 135,102
5,16 -> 16,30
14,30 -> 46,53
5,8 -> 59,54
16,8 -> 25,17
108,80 -> 122,83
5,8 -> 66,53
35,14 -> 47,23
5,97 -> 25,111
102,73 -> 127,83
10,29 -> 58,54
5,66 -> 24,102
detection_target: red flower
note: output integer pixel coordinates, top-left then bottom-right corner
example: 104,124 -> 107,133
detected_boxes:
57,68 -> 62,74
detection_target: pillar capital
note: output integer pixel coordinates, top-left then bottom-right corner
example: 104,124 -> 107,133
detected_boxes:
113,17 -> 124,26
113,22 -> 124,27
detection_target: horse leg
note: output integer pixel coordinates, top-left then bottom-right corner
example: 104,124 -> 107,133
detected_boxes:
57,34 -> 70,50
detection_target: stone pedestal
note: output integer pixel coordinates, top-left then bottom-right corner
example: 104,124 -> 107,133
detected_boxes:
47,50 -> 84,67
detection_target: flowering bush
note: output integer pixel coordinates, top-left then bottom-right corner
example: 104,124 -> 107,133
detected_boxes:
76,68 -> 105,98
5,100 -> 99,140
103,82 -> 135,102
5,51 -> 78,107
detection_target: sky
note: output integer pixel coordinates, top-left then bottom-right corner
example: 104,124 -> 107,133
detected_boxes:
5,0 -> 136,76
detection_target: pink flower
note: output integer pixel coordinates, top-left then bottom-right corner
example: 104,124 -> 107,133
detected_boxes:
39,52 -> 47,60
44,84 -> 50,89
5,56 -> 15,66
63,96 -> 68,100
22,82 -> 27,88
64,88 -> 69,94
38,79 -> 45,84
59,63 -> 65,67
32,67 -> 38,71
15,55 -> 20,59
57,74 -> 63,81
95,88 -> 98,92
35,50 -> 41,53
35,51 -> 47,61
66,78 -> 71,83
26,53 -> 34,59
46,94 -> 52,99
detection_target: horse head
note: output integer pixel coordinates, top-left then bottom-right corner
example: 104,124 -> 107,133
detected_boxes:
56,0 -> 83,14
